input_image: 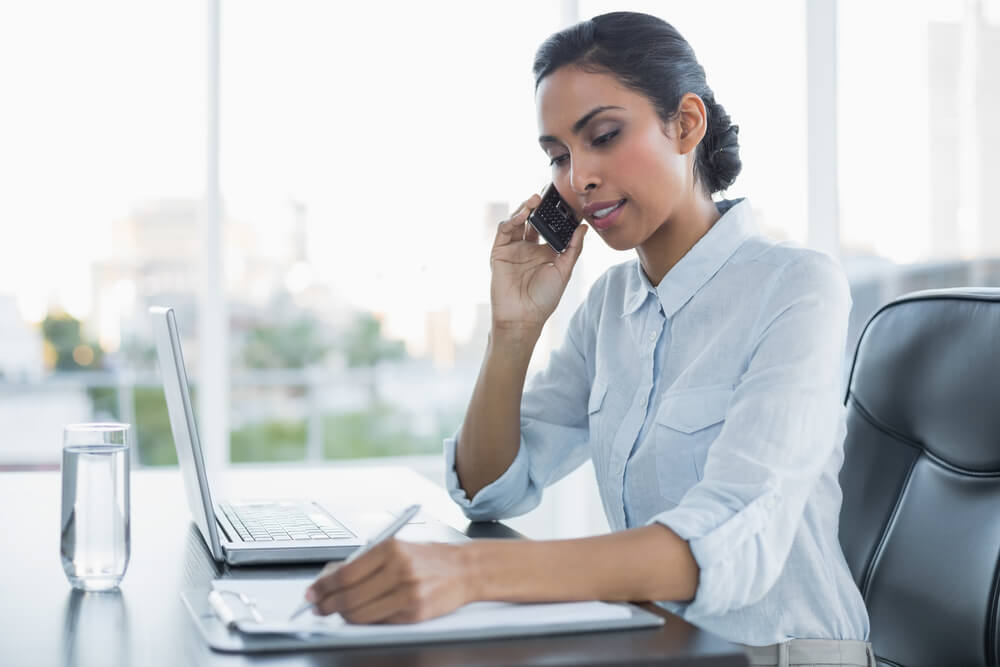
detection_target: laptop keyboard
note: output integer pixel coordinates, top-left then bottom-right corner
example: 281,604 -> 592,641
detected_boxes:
221,502 -> 354,542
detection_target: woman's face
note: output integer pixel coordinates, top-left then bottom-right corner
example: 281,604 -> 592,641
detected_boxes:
535,66 -> 696,252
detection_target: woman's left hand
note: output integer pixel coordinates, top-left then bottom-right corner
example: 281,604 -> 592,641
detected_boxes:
305,539 -> 474,624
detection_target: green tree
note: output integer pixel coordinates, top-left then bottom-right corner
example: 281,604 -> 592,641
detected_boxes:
133,387 -> 181,465
41,311 -> 103,371
342,312 -> 406,403
242,317 -> 329,369
118,335 -> 158,372
231,419 -> 306,462
85,386 -> 180,465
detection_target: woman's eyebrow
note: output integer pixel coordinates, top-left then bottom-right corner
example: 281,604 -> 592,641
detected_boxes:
538,105 -> 625,145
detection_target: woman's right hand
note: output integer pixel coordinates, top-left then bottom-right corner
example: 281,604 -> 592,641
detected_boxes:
489,194 -> 588,335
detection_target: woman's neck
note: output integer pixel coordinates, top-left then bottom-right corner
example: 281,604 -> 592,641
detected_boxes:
636,194 -> 722,286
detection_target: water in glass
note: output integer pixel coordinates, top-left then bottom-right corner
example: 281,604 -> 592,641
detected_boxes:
60,424 -> 131,591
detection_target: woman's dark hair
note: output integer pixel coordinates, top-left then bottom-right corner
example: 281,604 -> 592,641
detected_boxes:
533,12 -> 741,194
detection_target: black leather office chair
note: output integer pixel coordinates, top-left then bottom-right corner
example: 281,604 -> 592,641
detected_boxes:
839,288 -> 1000,667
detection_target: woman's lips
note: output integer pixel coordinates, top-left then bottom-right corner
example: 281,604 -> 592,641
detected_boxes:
587,199 -> 626,231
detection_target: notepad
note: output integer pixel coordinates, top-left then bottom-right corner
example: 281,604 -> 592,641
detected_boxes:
211,579 -> 633,636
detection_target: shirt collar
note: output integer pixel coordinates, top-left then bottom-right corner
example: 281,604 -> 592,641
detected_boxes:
621,198 -> 757,319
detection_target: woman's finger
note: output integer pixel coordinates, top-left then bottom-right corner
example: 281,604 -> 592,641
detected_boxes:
313,559 -> 399,617
553,222 -> 588,276
523,219 -> 541,244
493,209 -> 528,246
513,194 -> 541,219
307,539 -> 394,603
339,584 -> 418,625
493,194 -> 542,248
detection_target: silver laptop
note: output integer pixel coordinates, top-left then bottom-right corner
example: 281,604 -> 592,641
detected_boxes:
150,306 -> 466,565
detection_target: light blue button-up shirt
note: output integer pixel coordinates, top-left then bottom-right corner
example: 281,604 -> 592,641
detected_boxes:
444,199 -> 870,646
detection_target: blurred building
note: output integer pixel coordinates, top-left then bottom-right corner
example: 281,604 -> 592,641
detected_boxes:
456,302 -> 492,366
451,202 -> 508,368
0,295 -> 44,381
425,308 -> 455,370
89,197 -> 350,368
484,202 -> 507,247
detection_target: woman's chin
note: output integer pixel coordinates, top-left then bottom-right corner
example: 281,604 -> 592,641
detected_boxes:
595,228 -> 637,252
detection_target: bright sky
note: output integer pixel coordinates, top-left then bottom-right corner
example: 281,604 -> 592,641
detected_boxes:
1,0 -> 995,346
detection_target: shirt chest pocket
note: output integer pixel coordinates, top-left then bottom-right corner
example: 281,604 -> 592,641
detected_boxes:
654,384 -> 733,504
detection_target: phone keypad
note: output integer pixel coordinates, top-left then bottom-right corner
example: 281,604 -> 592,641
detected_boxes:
532,198 -> 578,251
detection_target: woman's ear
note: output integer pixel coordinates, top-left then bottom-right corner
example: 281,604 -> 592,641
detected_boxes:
675,93 -> 708,156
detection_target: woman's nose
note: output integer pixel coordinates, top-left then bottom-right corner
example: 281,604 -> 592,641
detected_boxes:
568,156 -> 600,195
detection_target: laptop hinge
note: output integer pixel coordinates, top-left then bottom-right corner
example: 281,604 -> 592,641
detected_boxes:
215,508 -> 241,544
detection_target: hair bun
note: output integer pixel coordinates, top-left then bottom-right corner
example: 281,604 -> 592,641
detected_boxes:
713,124 -> 739,156
701,98 -> 742,193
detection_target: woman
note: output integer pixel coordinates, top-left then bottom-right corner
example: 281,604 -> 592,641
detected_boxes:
306,12 -> 872,663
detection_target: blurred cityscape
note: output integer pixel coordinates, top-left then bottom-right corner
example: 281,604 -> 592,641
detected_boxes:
0,196 -> 506,469
1,5 -> 998,470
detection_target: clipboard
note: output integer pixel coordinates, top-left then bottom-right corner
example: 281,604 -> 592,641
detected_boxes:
180,583 -> 666,653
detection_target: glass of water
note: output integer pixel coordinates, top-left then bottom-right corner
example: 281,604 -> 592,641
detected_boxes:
61,423 -> 131,591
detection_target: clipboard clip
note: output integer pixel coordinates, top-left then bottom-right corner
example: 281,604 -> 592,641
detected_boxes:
208,589 -> 265,628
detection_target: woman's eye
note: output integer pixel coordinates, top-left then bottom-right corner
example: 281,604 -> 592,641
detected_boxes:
549,154 -> 569,167
592,129 -> 619,146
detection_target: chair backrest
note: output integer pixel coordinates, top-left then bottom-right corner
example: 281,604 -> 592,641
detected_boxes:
839,288 -> 1000,667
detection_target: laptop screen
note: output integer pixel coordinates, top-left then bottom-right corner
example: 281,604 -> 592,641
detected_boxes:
150,306 -> 225,559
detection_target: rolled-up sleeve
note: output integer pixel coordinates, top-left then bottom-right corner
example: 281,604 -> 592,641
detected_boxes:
443,299 -> 597,521
650,254 -> 851,618
443,430 -> 536,520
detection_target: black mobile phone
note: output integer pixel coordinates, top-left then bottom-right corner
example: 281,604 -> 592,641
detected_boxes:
527,183 -> 580,253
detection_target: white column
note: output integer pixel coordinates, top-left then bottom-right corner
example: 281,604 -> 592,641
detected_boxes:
560,0 -> 578,28
957,0 -> 981,259
306,368 -> 323,462
199,0 -> 229,482
806,0 -> 841,258
544,0 -> 595,540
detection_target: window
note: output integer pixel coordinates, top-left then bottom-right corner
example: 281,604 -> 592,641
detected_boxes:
838,0 -> 1000,353
0,0 -> 203,469
216,1 -> 564,466
0,1 -> 567,469
4,1 -> 996,482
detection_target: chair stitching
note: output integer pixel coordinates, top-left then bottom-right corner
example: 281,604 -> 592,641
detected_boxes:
846,396 -> 922,454
858,450 -> 919,602
854,396 -> 1000,664
843,290 -> 1000,406
848,395 -> 1000,478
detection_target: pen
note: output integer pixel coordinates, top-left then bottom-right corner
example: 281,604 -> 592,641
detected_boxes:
288,503 -> 421,621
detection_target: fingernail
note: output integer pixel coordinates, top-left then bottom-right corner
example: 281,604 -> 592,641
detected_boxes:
305,589 -> 316,603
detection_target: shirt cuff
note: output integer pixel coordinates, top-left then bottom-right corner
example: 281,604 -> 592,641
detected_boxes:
443,429 -> 532,521
649,490 -> 780,618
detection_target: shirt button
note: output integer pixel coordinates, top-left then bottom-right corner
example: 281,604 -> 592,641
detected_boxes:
639,397 -> 647,407
648,331 -> 657,341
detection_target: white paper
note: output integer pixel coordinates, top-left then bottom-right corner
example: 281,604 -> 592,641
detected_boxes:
211,579 -> 632,636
